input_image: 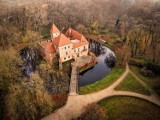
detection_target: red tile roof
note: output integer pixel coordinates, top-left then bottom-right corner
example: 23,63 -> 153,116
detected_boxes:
50,23 -> 60,33
39,41 -> 55,53
47,42 -> 55,52
65,28 -> 89,48
41,26 -> 88,50
65,27 -> 82,40
72,36 -> 89,48
52,33 -> 72,47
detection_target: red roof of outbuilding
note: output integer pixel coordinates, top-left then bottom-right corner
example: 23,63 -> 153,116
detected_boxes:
50,23 -> 60,33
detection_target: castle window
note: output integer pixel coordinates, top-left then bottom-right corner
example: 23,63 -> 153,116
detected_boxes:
68,46 -> 70,48
64,57 -> 66,60
68,56 -> 70,58
83,46 -> 87,51
66,52 -> 68,55
65,47 -> 66,49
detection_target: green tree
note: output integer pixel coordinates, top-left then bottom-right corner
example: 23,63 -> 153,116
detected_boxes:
0,48 -> 22,91
6,73 -> 54,120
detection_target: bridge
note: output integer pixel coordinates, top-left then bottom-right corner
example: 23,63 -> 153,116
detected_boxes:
69,55 -> 96,95
69,65 -> 79,95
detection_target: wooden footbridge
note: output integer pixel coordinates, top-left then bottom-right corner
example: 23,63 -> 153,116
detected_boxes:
69,65 -> 79,95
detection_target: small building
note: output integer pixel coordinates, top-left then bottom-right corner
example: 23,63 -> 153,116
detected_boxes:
38,24 -> 89,67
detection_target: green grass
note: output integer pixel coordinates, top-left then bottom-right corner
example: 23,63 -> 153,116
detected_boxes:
79,67 -> 125,94
99,97 -> 160,120
130,66 -> 160,96
115,74 -> 151,95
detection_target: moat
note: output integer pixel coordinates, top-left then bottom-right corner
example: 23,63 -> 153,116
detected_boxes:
79,46 -> 116,86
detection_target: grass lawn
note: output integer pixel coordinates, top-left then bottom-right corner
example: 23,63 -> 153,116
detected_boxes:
115,74 -> 151,95
99,97 -> 160,120
79,67 -> 125,94
130,66 -> 160,96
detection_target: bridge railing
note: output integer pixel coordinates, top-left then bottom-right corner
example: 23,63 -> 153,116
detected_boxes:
69,66 -> 79,95
76,67 -> 79,94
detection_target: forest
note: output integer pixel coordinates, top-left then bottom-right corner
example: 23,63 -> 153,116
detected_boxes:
0,0 -> 160,119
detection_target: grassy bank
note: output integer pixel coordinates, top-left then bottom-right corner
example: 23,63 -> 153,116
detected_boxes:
130,66 -> 160,96
99,97 -> 160,120
79,67 -> 125,94
115,74 -> 151,95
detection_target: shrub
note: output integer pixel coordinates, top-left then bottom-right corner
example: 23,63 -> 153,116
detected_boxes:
140,67 -> 155,77
75,103 -> 107,120
129,58 -> 160,74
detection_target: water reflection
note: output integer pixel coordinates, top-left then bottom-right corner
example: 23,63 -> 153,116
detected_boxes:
79,45 -> 116,86
20,48 -> 37,77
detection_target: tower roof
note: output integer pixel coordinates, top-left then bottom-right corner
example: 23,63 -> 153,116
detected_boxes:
50,23 -> 60,33
52,33 -> 72,47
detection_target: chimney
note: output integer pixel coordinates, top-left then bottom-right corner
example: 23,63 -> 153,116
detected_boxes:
69,29 -> 72,37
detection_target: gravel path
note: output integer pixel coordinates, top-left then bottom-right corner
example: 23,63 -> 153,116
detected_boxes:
42,63 -> 160,120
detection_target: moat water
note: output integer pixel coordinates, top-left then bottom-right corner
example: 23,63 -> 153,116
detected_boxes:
79,46 -> 116,86
20,47 -> 37,77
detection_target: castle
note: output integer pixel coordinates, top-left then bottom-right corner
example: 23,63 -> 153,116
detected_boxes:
38,24 -> 89,67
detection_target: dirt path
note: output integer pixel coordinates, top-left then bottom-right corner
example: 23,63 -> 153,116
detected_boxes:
42,63 -> 160,120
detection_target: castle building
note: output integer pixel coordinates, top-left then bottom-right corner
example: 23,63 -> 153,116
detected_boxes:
38,24 -> 89,66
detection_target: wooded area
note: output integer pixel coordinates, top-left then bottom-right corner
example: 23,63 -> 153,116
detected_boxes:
1,0 -> 160,63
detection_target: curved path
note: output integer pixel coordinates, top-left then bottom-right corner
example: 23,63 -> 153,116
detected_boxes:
42,63 -> 160,120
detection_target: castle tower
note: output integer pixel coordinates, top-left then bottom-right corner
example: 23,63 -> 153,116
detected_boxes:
50,23 -> 60,40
